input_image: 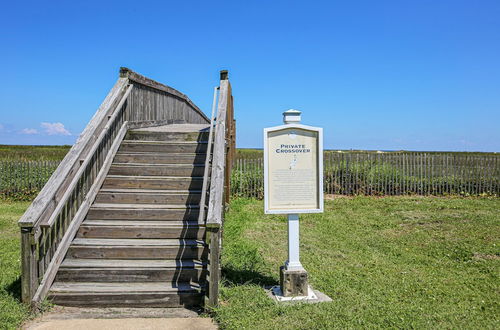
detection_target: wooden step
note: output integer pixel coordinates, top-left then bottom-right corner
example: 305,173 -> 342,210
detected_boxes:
102,175 -> 203,190
67,238 -> 208,259
125,130 -> 209,142
108,164 -> 205,177
55,259 -> 207,283
78,220 -> 205,239
95,189 -> 202,205
48,282 -> 204,307
113,153 -> 207,165
86,204 -> 200,221
119,141 -> 208,153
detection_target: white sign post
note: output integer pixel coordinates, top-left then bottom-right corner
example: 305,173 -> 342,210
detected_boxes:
264,109 -> 323,298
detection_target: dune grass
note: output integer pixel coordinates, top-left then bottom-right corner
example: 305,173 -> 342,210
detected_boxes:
0,145 -> 70,161
213,196 -> 499,329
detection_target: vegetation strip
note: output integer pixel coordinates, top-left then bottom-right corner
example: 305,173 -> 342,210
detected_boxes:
1,147 -> 498,200
213,197 -> 499,329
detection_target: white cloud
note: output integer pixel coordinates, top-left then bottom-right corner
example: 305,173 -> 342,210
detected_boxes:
21,128 -> 39,134
40,122 -> 71,136
0,124 -> 4,131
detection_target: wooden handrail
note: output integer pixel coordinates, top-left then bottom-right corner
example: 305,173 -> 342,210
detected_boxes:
205,71 -> 235,308
19,75 -> 131,305
198,87 -> 218,223
24,91 -> 129,305
18,78 -> 129,229
40,85 -> 133,229
206,79 -> 229,228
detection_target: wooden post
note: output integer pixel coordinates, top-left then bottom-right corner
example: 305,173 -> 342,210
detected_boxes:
220,70 -> 233,205
21,227 -> 37,303
206,227 -> 221,308
220,70 -> 228,81
205,70 -> 234,307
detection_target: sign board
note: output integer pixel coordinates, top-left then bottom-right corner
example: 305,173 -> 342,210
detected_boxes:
264,124 -> 323,214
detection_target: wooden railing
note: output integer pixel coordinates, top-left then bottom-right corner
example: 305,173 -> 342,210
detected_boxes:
121,67 -> 209,126
18,77 -> 130,306
198,87 -> 219,223
205,70 -> 235,307
19,68 -> 210,307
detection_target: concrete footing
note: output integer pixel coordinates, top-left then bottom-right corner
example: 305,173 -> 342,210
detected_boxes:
267,285 -> 332,304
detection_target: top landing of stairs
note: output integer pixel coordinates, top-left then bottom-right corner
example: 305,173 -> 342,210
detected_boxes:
126,124 -> 210,143
131,124 -> 210,133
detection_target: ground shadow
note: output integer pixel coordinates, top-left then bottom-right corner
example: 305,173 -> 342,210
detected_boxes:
6,276 -> 22,302
222,266 -> 277,287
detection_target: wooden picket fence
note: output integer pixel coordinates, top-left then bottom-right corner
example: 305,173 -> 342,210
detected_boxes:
231,152 -> 500,198
1,152 -> 499,200
0,161 -> 60,199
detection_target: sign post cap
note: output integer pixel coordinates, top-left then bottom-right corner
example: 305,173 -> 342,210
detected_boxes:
283,109 -> 302,124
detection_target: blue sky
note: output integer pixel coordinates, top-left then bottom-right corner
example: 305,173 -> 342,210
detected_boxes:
1,0 -> 499,151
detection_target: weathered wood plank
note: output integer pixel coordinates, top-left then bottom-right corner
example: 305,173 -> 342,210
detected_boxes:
102,176 -> 203,190
71,238 -> 204,246
20,230 -> 37,303
60,258 -> 207,268
48,281 -> 205,307
55,267 -> 207,283
198,86 -> 218,223
206,228 -> 221,307
119,141 -> 208,153
86,207 -> 200,221
95,190 -> 202,205
108,164 -> 205,177
125,130 -> 209,142
113,152 -> 206,164
77,222 -> 205,239
206,79 -> 229,228
67,245 -> 208,260
48,292 -> 203,308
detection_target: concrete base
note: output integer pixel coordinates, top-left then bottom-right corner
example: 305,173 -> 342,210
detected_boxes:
280,266 -> 309,297
267,285 -> 332,304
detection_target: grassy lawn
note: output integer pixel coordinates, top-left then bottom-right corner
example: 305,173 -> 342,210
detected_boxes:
214,196 -> 499,329
0,201 -> 31,329
0,197 -> 498,329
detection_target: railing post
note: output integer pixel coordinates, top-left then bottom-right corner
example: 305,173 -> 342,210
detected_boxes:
220,70 -> 233,204
21,227 -> 37,303
206,227 -> 221,308
205,70 -> 233,307
220,70 -> 228,81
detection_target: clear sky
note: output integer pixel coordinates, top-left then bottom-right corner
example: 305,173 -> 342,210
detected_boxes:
1,0 -> 499,151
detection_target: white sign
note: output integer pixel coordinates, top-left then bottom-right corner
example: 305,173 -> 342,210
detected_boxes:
264,124 -> 323,214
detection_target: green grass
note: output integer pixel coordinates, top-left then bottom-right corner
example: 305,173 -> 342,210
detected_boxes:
214,196 -> 500,329
1,197 -> 499,329
0,201 -> 32,329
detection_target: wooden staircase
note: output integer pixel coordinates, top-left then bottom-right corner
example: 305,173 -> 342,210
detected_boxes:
19,68 -> 234,310
47,125 -> 210,307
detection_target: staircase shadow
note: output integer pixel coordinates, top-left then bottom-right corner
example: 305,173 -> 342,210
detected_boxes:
221,266 -> 277,287
170,194 -> 207,309
5,276 -> 22,302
